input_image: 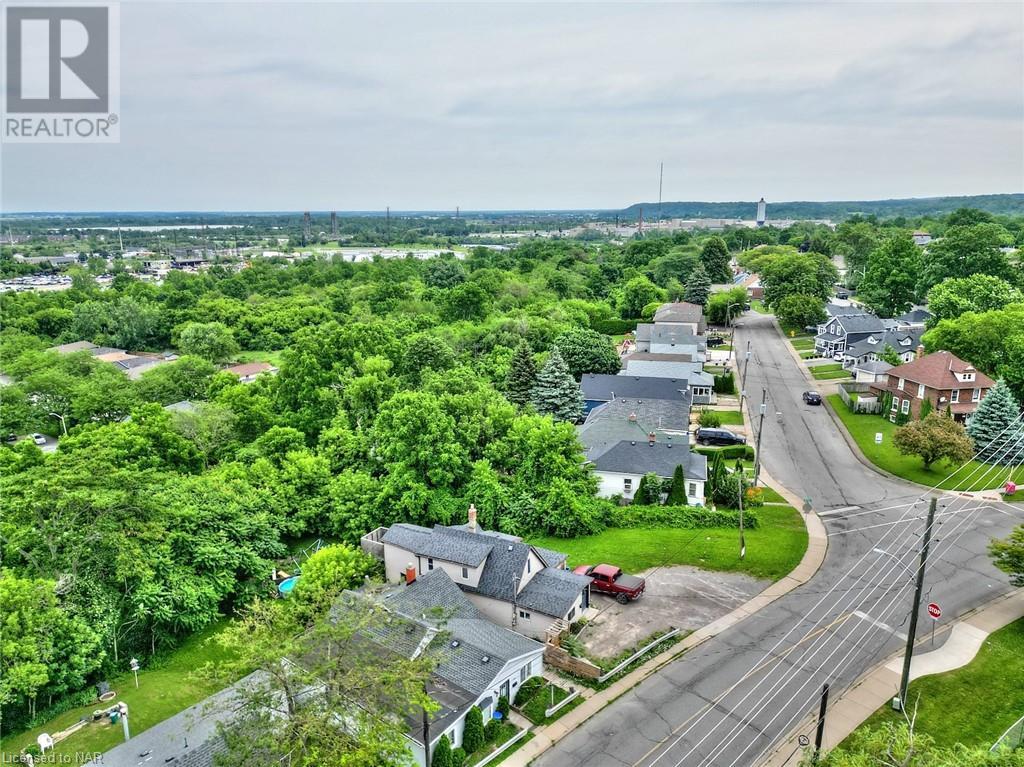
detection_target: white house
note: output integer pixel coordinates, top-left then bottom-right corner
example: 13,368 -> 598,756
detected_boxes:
591,439 -> 707,505
371,510 -> 593,641
374,570 -> 545,767
651,301 -> 707,334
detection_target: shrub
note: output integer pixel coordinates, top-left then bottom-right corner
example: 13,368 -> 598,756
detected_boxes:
698,409 -> 722,428
632,472 -> 663,505
432,734 -> 453,767
560,635 -> 585,657
694,444 -> 755,460
483,719 -> 500,743
462,705 -> 484,754
593,318 -> 637,335
517,676 -> 545,702
451,747 -> 466,766
605,503 -> 757,529
713,372 -> 736,395
497,695 -> 510,719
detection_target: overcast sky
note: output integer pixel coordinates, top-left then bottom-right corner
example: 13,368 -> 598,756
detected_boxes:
3,1 -> 1022,212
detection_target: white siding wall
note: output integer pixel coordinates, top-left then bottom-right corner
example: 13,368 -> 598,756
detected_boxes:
595,470 -> 705,505
653,321 -> 699,333
466,592 -> 557,639
382,544 -> 485,587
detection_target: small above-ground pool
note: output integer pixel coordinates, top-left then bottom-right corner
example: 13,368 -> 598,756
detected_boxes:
278,576 -> 300,596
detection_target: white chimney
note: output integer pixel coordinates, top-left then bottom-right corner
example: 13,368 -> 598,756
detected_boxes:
468,504 -> 477,532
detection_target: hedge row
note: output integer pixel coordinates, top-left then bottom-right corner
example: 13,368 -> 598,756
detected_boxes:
694,444 -> 755,460
605,504 -> 759,530
593,318 -> 639,335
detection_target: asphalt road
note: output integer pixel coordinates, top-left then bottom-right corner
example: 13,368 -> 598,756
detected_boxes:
537,312 -> 1022,767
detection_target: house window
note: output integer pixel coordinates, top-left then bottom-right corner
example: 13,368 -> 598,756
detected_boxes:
427,558 -> 434,571
901,399 -> 910,415
519,609 -> 531,619
917,383 -> 925,398
898,378 -> 905,391
623,478 -> 633,493
972,388 -> 981,402
527,558 -> 531,574
891,396 -> 899,411
520,666 -> 528,683
461,566 -> 468,579
568,607 -> 576,621
688,482 -> 696,497
951,389 -> 959,403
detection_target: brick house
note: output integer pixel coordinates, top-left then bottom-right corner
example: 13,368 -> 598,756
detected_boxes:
870,350 -> 995,423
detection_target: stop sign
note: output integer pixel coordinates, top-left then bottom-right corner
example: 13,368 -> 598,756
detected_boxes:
927,602 -> 941,619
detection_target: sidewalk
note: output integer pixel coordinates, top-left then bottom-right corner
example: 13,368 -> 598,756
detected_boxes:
502,474 -> 828,765
760,587 -> 1024,767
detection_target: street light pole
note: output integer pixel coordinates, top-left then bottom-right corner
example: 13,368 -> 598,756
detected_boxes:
739,341 -> 752,412
753,388 -> 767,486
49,412 -> 67,436
894,497 -> 938,711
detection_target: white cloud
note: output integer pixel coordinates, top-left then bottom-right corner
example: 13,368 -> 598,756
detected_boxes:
3,1 -> 1021,210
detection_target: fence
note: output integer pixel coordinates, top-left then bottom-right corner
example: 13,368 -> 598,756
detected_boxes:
992,714 -> 1024,752
543,644 -> 601,679
596,628 -> 681,683
544,687 -> 581,718
475,727 -> 531,767
837,382 -> 882,414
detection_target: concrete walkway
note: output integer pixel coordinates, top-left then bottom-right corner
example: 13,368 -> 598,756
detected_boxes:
760,587 -> 1024,766
502,465 -> 828,767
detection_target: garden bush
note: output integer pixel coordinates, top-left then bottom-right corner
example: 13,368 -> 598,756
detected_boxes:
694,444 -> 755,460
698,409 -> 722,428
593,318 -> 638,335
497,695 -> 510,719
605,503 -> 757,529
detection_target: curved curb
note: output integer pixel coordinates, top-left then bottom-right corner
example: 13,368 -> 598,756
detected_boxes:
759,587 -> 1024,767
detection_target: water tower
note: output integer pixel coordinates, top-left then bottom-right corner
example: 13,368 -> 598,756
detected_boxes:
756,197 -> 767,227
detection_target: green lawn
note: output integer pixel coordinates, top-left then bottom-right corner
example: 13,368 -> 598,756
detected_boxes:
827,394 -> 1024,490
852,618 -> 1024,749
517,681 -> 583,726
751,300 -> 769,314
712,410 -> 744,425
529,505 -> 807,582
2,621 -> 239,760
790,338 -> 816,351
232,349 -> 285,367
810,363 -> 851,380
800,350 -> 819,360
757,486 -> 788,504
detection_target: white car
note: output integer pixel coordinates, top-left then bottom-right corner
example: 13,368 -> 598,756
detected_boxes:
31,433 -> 46,445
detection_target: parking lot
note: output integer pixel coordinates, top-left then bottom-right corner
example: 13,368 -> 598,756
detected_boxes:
578,565 -> 769,657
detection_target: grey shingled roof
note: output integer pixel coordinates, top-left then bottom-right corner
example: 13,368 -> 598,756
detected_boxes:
621,361 -> 714,386
581,373 -> 691,402
653,302 -> 704,325
382,523 -> 492,567
579,397 -> 691,460
381,568 -> 481,621
854,360 -> 893,374
896,308 -> 932,324
592,440 -> 708,481
516,568 -> 593,617
634,324 -> 707,348
834,314 -> 886,334
844,328 -> 923,359
824,303 -> 870,318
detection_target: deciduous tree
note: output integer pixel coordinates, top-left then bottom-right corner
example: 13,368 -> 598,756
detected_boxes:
892,412 -> 973,470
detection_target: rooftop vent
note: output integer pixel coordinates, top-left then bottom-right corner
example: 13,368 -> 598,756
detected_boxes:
451,640 -> 460,648
481,656 -> 490,664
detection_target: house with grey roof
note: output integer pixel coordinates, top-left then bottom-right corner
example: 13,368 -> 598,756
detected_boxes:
634,324 -> 707,359
590,439 -> 707,505
652,301 -> 706,334
619,357 -> 715,403
580,372 -> 692,415
578,397 -> 691,461
895,308 -> 932,328
839,327 -> 924,369
86,571 -> 543,767
814,311 -> 888,357
374,570 -> 544,766
369,507 -> 592,640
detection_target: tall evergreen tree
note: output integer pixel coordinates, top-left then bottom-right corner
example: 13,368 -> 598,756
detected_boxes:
461,706 -> 484,754
505,340 -> 537,407
530,349 -> 583,423
967,379 -> 1024,465
432,735 -> 454,767
700,236 -> 732,282
683,263 -> 712,306
666,464 -> 688,505
633,472 -> 663,505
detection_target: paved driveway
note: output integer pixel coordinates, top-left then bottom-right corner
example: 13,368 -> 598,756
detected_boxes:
580,566 -> 770,657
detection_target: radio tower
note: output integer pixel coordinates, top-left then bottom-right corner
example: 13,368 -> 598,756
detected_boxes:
330,211 -> 337,237
302,211 -> 311,243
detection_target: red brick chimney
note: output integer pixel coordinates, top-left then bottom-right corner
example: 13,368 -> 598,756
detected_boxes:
916,344 -> 925,360
648,432 -> 656,446
405,563 -> 416,584
468,503 -> 477,532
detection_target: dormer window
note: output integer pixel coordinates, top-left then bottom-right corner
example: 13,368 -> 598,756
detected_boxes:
868,336 -> 877,344
898,378 -> 905,390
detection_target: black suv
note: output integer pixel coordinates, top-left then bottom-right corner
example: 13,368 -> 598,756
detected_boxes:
696,428 -> 747,446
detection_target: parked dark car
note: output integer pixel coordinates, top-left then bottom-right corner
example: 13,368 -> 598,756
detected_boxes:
4,433 -> 17,444
836,291 -> 849,300
573,564 -> 645,604
696,427 -> 746,446
802,391 -> 822,405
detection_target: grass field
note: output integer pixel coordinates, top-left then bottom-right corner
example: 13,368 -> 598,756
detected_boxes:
530,505 -> 807,582
827,394 -> 1024,490
790,338 -> 815,351
751,300 -> 769,314
2,621 -> 238,760
705,409 -> 744,426
232,349 -> 285,367
852,618 -> 1024,749
810,363 -> 851,380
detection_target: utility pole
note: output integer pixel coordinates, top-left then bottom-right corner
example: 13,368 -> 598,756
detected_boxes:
812,683 -> 829,764
753,388 -> 767,486
422,696 -> 431,767
740,340 -> 752,412
895,497 -> 938,711
737,475 -> 746,560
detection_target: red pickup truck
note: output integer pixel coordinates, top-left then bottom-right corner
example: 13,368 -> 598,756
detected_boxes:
573,563 -> 646,604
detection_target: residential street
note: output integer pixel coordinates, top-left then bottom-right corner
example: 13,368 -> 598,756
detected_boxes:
535,312 -> 1022,767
